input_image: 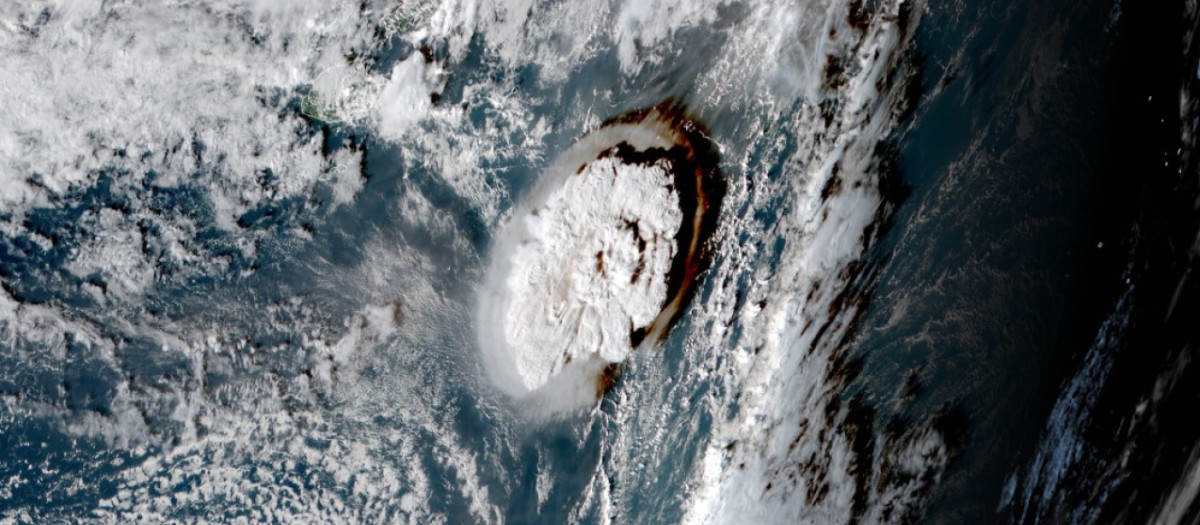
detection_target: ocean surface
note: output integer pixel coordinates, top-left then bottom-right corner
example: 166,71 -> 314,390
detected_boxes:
1,0 -> 1198,523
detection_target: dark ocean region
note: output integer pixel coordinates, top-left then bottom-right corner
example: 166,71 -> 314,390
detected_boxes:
862,0 -> 1200,521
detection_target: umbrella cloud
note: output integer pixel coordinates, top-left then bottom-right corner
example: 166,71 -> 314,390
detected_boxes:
476,104 -> 723,412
